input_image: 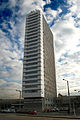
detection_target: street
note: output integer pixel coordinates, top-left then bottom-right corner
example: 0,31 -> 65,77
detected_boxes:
0,113 -> 80,120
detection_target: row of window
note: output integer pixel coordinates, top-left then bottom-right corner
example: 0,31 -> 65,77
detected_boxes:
26,29 -> 40,35
25,36 -> 40,41
26,33 -> 40,37
25,37 -> 39,42
25,38 -> 40,42
25,42 -> 40,47
26,25 -> 40,31
27,15 -> 40,21
26,32 -> 40,37
23,79 -> 40,83
24,57 -> 40,62
24,89 -> 41,93
25,35 -> 40,40
26,28 -> 40,33
23,84 -> 40,88
27,13 -> 40,18
24,53 -> 40,58
24,62 -> 40,66
24,45 -> 40,50
24,59 -> 41,66
26,22 -> 40,28
24,74 -> 40,79
26,19 -> 40,26
26,25 -> 40,30
24,66 -> 41,70
24,49 -> 40,54
24,70 -> 40,75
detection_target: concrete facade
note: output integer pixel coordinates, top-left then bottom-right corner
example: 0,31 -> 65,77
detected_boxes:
43,16 -> 57,109
22,10 -> 57,111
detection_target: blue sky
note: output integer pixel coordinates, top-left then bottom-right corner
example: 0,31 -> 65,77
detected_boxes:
0,0 -> 80,98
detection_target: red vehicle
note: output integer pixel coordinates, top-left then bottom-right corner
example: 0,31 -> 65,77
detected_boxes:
44,109 -> 49,112
28,110 -> 37,114
49,109 -> 53,112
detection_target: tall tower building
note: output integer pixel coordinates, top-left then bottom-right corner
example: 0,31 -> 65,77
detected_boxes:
22,10 -> 57,111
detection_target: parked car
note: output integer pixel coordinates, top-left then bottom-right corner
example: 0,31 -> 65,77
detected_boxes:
16,109 -> 27,113
49,109 -> 53,112
28,110 -> 37,114
53,107 -> 59,112
44,108 -> 59,112
43,109 -> 49,112
1,109 -> 15,113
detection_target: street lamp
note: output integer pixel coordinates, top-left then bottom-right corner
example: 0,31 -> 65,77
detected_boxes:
63,79 -> 70,96
16,89 -> 22,110
63,79 -> 71,114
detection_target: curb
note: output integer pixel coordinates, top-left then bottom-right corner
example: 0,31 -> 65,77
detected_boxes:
19,114 -> 80,119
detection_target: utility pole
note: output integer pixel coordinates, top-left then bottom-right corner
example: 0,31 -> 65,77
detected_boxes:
16,90 -> 22,110
63,79 -> 71,114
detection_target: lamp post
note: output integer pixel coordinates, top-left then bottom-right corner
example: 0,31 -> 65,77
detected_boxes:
63,79 -> 70,96
16,90 -> 22,110
63,79 -> 71,114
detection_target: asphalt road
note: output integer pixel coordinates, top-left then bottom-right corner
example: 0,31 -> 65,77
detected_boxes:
0,113 -> 80,120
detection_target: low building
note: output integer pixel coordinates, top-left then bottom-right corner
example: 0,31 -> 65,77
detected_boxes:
0,99 -> 24,111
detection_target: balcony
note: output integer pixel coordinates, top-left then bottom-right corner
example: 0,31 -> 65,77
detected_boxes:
26,27 -> 40,33
26,19 -> 40,25
26,21 -> 40,27
26,24 -> 40,30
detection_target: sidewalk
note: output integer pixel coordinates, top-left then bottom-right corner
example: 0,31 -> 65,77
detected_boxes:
26,112 -> 80,119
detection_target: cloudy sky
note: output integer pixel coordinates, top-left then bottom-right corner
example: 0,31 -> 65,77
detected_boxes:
0,0 -> 80,98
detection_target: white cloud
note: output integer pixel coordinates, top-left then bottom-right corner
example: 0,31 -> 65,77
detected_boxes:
44,7 -> 62,24
46,0 -> 51,4
0,83 -> 22,99
68,0 -> 80,19
52,15 -> 80,59
19,0 -> 46,16
9,0 -> 16,7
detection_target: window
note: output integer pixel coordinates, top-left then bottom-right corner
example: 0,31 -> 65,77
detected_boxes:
25,50 -> 40,54
27,20 -> 40,25
24,62 -> 38,66
23,79 -> 40,83
24,70 -> 40,74
26,28 -> 40,33
27,16 -> 40,21
26,35 -> 40,40
26,22 -> 40,28
24,66 -> 40,70
26,42 -> 40,47
24,45 -> 40,50
27,33 -> 40,37
24,89 -> 40,93
25,57 -> 40,62
24,74 -> 40,79
26,39 -> 39,44
27,13 -> 40,18
24,53 -> 40,58
23,84 -> 40,88
26,25 -> 40,31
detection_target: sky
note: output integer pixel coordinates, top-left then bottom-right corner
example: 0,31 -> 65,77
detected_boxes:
0,0 -> 80,99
